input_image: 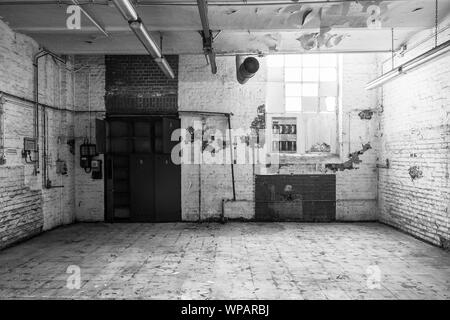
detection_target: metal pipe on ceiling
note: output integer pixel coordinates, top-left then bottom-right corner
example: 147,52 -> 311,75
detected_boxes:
129,21 -> 162,58
112,0 -> 175,78
197,0 -> 217,74
112,0 -> 138,21
0,0 -> 413,6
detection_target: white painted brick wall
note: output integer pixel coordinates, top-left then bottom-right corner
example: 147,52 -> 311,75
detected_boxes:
379,55 -> 450,246
0,19 -> 77,246
0,19 -> 105,248
73,56 -> 106,222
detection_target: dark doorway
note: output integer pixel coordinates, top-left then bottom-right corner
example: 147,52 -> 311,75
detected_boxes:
105,116 -> 181,222
255,174 -> 336,222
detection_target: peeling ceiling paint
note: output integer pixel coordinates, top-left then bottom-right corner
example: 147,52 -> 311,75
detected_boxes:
0,0 -> 447,54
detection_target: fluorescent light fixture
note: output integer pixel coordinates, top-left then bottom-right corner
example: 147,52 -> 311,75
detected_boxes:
112,0 -> 175,79
129,21 -> 162,59
366,39 -> 450,90
112,0 -> 138,21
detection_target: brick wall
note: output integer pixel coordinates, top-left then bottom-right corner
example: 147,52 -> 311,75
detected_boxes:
0,166 -> 43,249
0,18 -> 77,247
378,24 -> 450,246
0,18 -> 106,248
105,55 -> 178,114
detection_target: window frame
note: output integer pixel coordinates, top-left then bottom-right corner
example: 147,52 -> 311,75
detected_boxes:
266,53 -> 342,157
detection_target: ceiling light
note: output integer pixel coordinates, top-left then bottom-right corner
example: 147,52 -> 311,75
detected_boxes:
366,40 -> 450,90
113,0 -> 139,21
129,21 -> 162,59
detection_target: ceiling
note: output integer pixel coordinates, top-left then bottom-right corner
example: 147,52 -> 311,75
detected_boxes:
0,0 -> 449,55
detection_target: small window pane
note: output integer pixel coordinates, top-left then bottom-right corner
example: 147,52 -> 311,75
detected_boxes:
285,68 -> 302,82
285,97 -> 302,112
303,68 -> 319,81
302,97 -> 319,112
302,54 -> 319,67
267,55 -> 284,67
326,97 -> 336,111
320,68 -> 337,81
319,81 -> 338,97
320,97 -> 336,112
320,54 -> 337,67
302,83 -> 318,96
285,54 -> 302,67
285,83 -> 302,96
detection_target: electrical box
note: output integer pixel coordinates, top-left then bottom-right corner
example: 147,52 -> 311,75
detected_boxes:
80,142 -> 97,170
22,137 -> 37,162
56,159 -> 68,175
23,138 -> 37,152
91,159 -> 102,179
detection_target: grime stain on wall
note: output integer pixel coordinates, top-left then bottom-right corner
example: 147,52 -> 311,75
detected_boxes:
408,166 -> 423,181
358,110 -> 374,120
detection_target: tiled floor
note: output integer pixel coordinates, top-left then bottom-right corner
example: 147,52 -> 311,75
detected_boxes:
0,222 -> 448,299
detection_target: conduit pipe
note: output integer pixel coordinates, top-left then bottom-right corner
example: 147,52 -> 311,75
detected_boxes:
112,0 -> 175,79
33,48 -> 66,176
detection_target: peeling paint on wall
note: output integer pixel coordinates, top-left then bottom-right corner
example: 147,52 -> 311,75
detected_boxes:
296,31 -> 345,50
358,110 -> 374,120
250,104 -> 266,148
325,143 -> 372,172
250,104 -> 266,131
408,166 -> 423,181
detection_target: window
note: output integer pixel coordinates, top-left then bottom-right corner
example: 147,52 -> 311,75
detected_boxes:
272,117 -> 297,153
266,54 -> 340,155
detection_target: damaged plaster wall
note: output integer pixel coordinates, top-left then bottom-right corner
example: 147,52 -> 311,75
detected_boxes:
0,19 -> 77,248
